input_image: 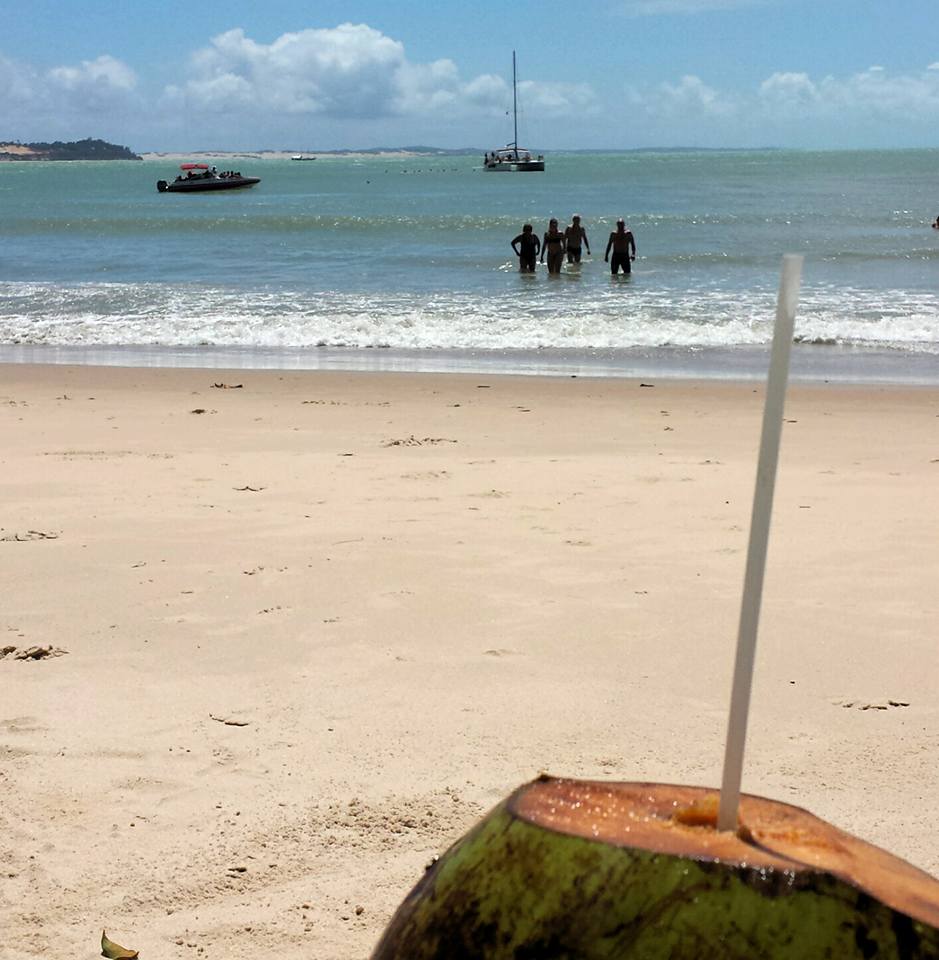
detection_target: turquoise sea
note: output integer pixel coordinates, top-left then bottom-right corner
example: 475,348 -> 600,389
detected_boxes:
1,150 -> 938,380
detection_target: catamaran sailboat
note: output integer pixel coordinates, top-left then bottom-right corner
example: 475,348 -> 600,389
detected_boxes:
483,52 -> 544,172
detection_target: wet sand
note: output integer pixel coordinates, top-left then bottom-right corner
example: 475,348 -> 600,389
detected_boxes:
3,342 -> 939,384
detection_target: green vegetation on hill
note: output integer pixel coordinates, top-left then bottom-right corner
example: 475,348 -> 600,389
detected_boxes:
0,137 -> 141,160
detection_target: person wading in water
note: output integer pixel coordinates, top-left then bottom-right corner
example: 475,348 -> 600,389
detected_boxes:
604,218 -> 636,275
565,214 -> 590,264
511,224 -> 541,273
541,219 -> 567,275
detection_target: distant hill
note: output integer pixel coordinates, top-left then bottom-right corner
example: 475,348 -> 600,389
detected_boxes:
0,138 -> 141,161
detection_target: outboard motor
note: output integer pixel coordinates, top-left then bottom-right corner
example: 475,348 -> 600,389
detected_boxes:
156,180 -> 168,193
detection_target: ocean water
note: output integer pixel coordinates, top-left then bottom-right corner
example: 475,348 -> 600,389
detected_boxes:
1,150 -> 937,379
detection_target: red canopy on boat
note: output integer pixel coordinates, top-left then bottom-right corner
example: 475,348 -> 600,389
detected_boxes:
179,163 -> 209,170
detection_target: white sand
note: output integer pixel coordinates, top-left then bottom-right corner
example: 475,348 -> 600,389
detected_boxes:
2,365 -> 937,958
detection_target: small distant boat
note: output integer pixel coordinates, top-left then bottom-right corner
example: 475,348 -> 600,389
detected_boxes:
291,154 -> 316,161
484,52 -> 544,173
157,163 -> 260,193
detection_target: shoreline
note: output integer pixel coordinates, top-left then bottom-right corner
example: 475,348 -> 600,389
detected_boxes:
3,342 -> 939,385
3,364 -> 937,958
139,150 -> 446,162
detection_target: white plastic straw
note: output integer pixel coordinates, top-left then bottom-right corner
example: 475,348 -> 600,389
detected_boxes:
717,254 -> 803,832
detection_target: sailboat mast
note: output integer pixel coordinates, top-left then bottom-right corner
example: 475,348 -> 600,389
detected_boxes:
512,51 -> 518,157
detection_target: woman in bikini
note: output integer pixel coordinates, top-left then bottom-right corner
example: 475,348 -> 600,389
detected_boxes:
540,219 -> 567,275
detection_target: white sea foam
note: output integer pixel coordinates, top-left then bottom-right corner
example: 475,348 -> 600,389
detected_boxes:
2,280 -> 938,354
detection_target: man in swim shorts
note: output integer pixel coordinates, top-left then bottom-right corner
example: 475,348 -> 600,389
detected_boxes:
511,224 -> 541,272
604,218 -> 636,274
565,215 -> 590,263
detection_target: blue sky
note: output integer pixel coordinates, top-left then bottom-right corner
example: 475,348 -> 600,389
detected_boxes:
2,0 -> 938,151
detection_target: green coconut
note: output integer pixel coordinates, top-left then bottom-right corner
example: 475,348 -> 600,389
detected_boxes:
372,776 -> 939,959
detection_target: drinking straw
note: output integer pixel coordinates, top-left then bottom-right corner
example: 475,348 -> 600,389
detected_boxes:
718,254 -> 804,832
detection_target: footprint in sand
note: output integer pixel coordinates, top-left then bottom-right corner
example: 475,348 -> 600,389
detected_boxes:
400,470 -> 450,481
0,716 -> 48,734
0,529 -> 59,542
833,699 -> 910,711
384,436 -> 458,447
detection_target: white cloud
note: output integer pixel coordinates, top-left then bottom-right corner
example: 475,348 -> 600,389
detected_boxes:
0,26 -> 597,149
759,72 -> 820,114
760,65 -> 939,119
3,26 -> 939,151
46,55 -> 137,115
631,74 -> 735,118
162,25 -> 597,122
163,25 -> 401,118
47,54 -> 136,93
393,59 -> 464,113
0,52 -> 138,131
0,55 -> 39,106
620,62 -> 939,147
462,74 -> 510,110
519,80 -> 597,116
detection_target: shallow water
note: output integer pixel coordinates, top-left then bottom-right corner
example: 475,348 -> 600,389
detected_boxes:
2,150 -> 938,376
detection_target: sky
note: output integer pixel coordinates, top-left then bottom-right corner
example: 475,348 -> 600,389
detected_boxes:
1,0 -> 938,152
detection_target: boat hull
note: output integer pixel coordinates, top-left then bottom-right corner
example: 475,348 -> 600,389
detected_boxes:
157,177 -> 260,193
484,161 -> 544,172
483,147 -> 545,172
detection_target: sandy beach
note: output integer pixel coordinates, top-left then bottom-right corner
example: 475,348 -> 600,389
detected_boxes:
2,363 -> 937,959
